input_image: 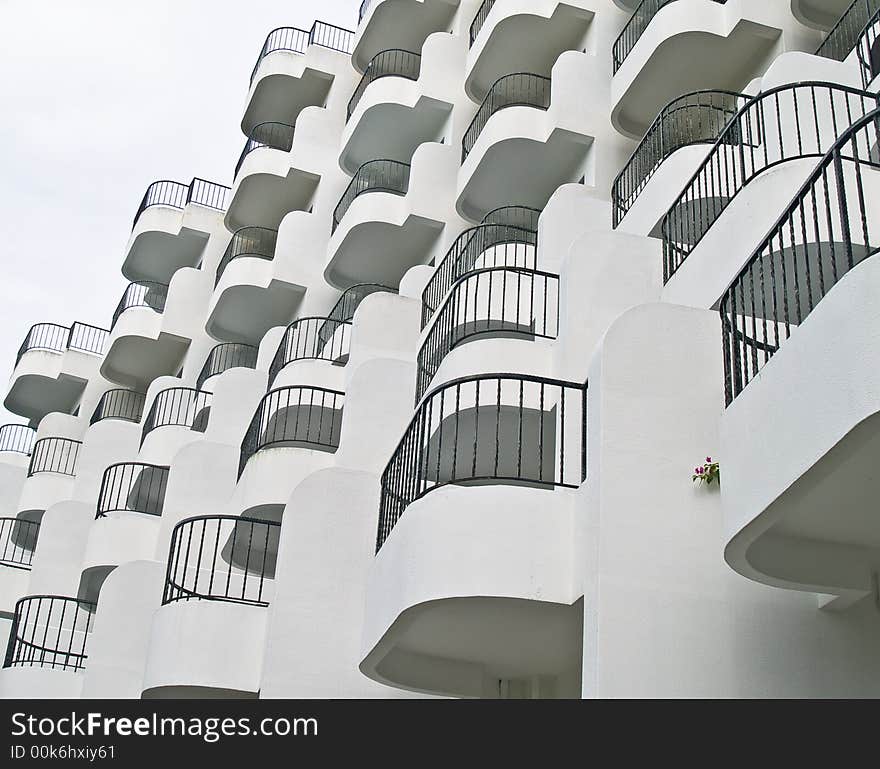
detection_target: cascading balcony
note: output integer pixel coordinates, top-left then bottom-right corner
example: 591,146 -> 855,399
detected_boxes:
141,387 -> 212,446
95,463 -> 170,519
720,107 -> 880,604
416,267 -> 560,402
267,317 -> 352,387
244,22 -> 353,135
332,159 -> 411,233
238,386 -> 344,478
5,323 -> 108,424
27,438 -> 81,478
125,178 -> 230,284
3,595 -> 95,673
110,282 -> 168,330
0,424 -> 36,456
196,344 -> 259,390
325,283 -> 398,325
348,49 -> 422,121
661,82 -> 880,304
89,389 -> 147,425
234,122 -> 296,181
215,227 -> 278,287
0,518 -> 39,570
612,89 -> 749,231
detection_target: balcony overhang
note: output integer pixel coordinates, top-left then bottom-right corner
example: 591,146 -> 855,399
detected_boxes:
5,367 -> 86,425
244,61 -> 333,136
791,0 -> 853,31
101,315 -> 189,390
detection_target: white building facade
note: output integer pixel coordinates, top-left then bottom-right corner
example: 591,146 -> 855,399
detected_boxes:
2,0 -> 880,699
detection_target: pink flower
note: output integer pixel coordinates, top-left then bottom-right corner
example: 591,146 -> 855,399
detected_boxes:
706,456 -> 712,463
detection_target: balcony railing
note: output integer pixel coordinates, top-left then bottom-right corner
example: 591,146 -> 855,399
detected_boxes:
481,204 -> 542,230
421,224 -> 538,328
722,107 -> 880,405
111,281 -> 168,329
377,373 -> 587,550
132,178 -> 230,229
325,283 -> 398,326
215,226 -> 278,286
462,73 -> 551,162
234,122 -> 296,179
470,0 -> 497,46
163,515 -> 281,607
89,389 -> 147,425
816,0 -> 880,63
196,343 -> 259,390
662,82 -> 880,282
141,387 -> 213,445
95,462 -> 170,519
14,322 -> 109,366
333,159 -> 411,232
855,7 -> 880,87
27,438 -> 81,478
348,49 -> 422,120
3,595 -> 95,671
416,268 -> 560,401
268,317 -> 352,386
249,22 -> 356,85
613,0 -> 729,74
611,89 -> 750,228
239,386 -> 344,477
0,424 -> 36,456
359,0 -> 373,23
0,518 -> 39,570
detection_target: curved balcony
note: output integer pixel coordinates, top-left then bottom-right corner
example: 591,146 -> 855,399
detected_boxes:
0,424 -> 35,456
721,108 -> 880,601
353,0 -> 459,72
5,322 -> 108,424
333,159 -> 411,233
377,373 -> 587,550
239,386 -> 344,477
111,281 -> 168,329
816,2 -> 880,89
349,49 -> 422,120
610,0 -> 791,139
95,463 -> 169,519
3,595 -> 95,672
661,83 -> 879,295
0,518 -> 39,570
27,437 -> 81,478
125,178 -> 230,284
234,122 -> 296,180
243,23 -> 352,135
612,89 -> 749,230
327,283 -> 398,324
794,0 -> 858,31
214,226 -> 278,286
466,0 -> 594,101
268,317 -> 352,387
141,387 -> 212,446
416,268 -> 559,401
196,344 -> 259,390
89,389 -> 146,425
421,222 -> 538,328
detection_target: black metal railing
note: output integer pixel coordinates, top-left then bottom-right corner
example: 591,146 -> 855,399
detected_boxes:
333,159 -> 411,232
141,388 -> 213,445
348,49 -> 422,120
268,318 -> 352,386
470,0 -> 497,46
462,73 -> 551,162
234,122 -> 296,179
0,518 -> 39,570
196,344 -> 259,390
816,0 -> 880,63
14,322 -> 108,366
417,268 -> 560,402
325,283 -> 398,326
95,462 -> 170,519
612,89 -> 750,228
377,373 -> 587,551
613,0 -> 729,74
721,107 -> 880,405
3,595 -> 96,671
662,82 -> 880,282
249,21 -> 356,84
421,224 -> 538,328
855,7 -> 880,87
27,438 -> 81,477
132,178 -> 230,228
163,515 -> 281,606
111,281 -> 168,329
0,424 -> 36,455
215,226 -> 278,285
239,386 -> 344,477
89,389 -> 147,425
481,204 -> 542,230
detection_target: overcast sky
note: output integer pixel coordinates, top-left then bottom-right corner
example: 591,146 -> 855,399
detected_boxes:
0,0 -> 354,424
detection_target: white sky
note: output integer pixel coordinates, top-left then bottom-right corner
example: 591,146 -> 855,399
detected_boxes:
0,0 -> 355,424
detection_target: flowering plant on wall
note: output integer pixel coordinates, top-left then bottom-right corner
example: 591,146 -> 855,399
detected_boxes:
693,457 -> 720,486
